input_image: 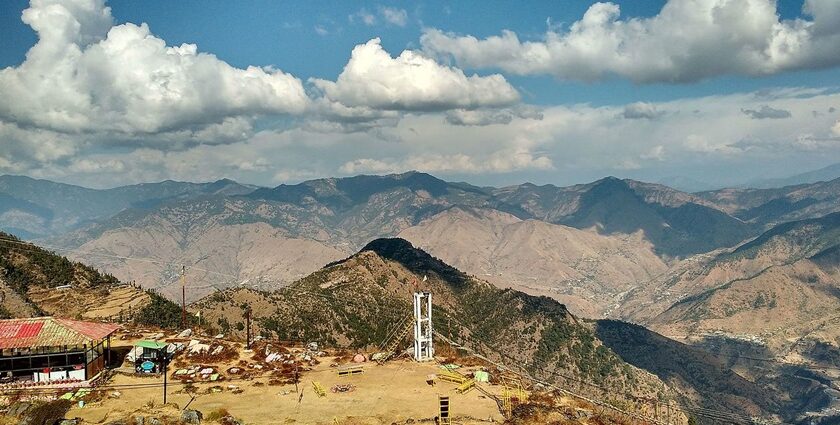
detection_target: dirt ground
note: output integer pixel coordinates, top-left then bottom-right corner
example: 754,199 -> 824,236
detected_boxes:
67,337 -> 504,425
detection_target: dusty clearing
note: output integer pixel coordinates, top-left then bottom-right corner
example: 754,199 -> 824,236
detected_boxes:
68,336 -> 503,425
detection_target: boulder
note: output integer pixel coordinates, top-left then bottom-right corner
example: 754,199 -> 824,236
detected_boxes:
177,329 -> 193,338
181,409 -> 203,424
189,343 -> 211,354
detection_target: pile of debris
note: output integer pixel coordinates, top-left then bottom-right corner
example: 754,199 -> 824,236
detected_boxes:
172,365 -> 224,383
183,339 -> 238,363
251,341 -> 323,368
330,383 -> 355,393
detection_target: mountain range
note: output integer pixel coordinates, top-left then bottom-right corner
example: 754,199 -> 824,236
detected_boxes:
0,209 -> 837,422
0,175 -> 254,239
2,172 -> 839,315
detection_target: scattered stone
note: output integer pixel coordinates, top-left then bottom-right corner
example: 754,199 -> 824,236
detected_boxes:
370,352 -> 389,362
352,353 -> 366,363
330,383 -> 355,393
177,329 -> 193,338
148,332 -> 164,340
189,343 -> 211,354
214,334 -> 225,339
181,409 -> 203,424
133,416 -> 145,425
58,420 -> 79,425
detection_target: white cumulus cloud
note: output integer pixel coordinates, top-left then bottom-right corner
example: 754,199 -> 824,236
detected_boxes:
380,7 -> 408,26
421,0 -> 840,83
311,38 -> 519,112
0,0 -> 308,137
445,106 -> 543,126
622,102 -> 665,120
339,148 -> 553,175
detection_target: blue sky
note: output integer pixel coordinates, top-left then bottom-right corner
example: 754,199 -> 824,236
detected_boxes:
0,0 -> 839,189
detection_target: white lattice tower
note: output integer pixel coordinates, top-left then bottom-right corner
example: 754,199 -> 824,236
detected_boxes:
413,291 -> 434,361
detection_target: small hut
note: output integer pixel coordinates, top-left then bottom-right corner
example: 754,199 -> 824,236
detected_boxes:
133,340 -> 169,374
0,317 -> 119,382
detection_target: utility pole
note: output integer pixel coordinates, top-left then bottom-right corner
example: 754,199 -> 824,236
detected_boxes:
245,307 -> 251,350
162,352 -> 169,405
294,362 -> 299,394
180,265 -> 186,329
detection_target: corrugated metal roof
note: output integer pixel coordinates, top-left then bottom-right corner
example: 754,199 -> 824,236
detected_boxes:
0,317 -> 119,350
135,340 -> 168,349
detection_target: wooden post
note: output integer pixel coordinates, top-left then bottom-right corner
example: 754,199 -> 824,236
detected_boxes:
294,362 -> 299,394
163,355 -> 168,405
245,308 -> 251,350
180,265 -> 186,329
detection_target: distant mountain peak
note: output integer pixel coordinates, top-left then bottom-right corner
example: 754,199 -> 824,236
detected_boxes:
586,175 -> 636,195
358,238 -> 469,287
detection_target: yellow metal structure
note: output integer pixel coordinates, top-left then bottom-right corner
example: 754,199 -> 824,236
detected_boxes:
437,370 -> 467,384
500,375 -> 528,418
455,379 -> 475,394
312,381 -> 326,397
439,396 -> 452,425
502,392 -> 512,418
337,365 -> 364,377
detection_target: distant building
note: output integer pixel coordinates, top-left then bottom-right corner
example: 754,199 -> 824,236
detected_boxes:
0,317 -> 119,382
